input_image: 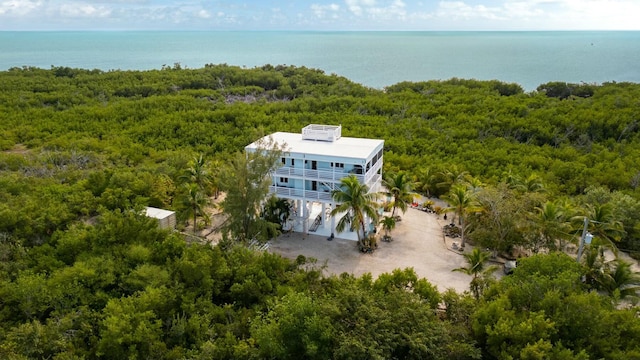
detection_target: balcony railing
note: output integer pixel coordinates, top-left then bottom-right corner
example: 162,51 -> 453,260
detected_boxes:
270,186 -> 333,201
274,166 -> 365,183
273,156 -> 382,191
365,157 -> 383,184
301,124 -> 341,142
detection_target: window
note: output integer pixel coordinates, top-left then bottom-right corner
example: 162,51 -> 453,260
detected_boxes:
291,159 -> 295,166
334,162 -> 344,169
281,157 -> 285,164
279,177 -> 289,183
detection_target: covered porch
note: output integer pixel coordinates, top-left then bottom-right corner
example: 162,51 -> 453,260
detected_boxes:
284,200 -> 379,241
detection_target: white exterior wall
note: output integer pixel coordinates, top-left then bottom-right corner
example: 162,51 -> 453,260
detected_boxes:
246,126 -> 384,240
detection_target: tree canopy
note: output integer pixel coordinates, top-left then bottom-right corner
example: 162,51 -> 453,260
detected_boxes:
1,65 -> 640,358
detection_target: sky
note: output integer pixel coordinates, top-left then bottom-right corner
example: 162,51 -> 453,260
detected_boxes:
0,0 -> 638,31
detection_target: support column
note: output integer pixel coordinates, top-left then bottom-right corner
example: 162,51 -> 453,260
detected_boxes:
302,200 -> 308,234
330,203 -> 336,237
320,203 -> 326,226
295,199 -> 302,232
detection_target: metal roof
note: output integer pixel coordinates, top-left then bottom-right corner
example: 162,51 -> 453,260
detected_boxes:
145,207 -> 175,220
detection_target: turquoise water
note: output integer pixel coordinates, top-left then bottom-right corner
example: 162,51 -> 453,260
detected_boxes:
1,31 -> 638,91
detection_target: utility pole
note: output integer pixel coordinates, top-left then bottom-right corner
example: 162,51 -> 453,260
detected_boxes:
576,216 -> 593,262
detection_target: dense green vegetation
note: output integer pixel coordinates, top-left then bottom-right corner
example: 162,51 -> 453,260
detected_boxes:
1,65 -> 640,358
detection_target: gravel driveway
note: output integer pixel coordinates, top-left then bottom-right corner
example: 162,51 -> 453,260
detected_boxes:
269,207 -> 473,293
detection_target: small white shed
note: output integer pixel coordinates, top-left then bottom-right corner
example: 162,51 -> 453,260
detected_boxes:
145,207 -> 176,230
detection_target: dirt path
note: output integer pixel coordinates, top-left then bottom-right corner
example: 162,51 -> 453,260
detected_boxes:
269,207 -> 473,293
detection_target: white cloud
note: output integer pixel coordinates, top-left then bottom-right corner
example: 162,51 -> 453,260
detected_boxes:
197,9 -> 210,19
426,0 -> 640,29
1,0 -> 640,31
502,2 -> 544,19
436,1 -> 504,20
554,0 -> 640,29
345,0 -> 378,16
311,3 -> 340,18
0,0 -> 42,15
344,0 -> 406,19
59,3 -> 111,18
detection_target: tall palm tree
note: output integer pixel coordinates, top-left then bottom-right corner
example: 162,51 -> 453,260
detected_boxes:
181,183 -> 209,234
180,154 -> 213,194
443,184 -> 481,247
331,175 -> 379,251
382,171 -> 415,218
453,248 -> 498,299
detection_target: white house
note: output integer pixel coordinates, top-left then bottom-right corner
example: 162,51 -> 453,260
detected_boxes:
245,124 -> 384,240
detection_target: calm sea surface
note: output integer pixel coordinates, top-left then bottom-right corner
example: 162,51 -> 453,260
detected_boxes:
1,31 -> 639,91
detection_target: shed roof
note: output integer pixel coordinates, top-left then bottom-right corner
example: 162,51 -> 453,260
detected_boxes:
145,207 -> 175,220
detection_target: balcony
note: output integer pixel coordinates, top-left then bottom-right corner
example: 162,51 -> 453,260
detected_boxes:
274,166 -> 364,183
365,157 -> 383,184
269,186 -> 333,201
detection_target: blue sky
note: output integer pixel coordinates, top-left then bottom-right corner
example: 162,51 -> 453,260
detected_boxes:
1,0 -> 638,31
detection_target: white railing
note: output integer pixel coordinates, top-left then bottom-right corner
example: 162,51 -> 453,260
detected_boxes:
302,124 -> 342,142
365,157 -> 383,184
270,186 -> 333,201
274,166 -> 364,183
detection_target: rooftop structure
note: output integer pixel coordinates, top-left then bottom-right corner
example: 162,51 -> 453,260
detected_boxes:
301,124 -> 342,142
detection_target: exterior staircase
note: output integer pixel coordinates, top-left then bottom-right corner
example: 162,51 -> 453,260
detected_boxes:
309,214 -> 322,232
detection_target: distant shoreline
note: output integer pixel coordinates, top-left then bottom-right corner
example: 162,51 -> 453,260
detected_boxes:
2,31 -> 639,91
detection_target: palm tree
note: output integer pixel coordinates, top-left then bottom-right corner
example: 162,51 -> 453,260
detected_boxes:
181,183 -> 209,234
581,242 -> 608,289
415,167 -> 438,198
582,203 -> 625,251
331,175 -> 379,251
601,260 -> 640,302
437,165 -> 469,193
507,172 -> 545,193
531,200 -> 573,252
522,174 -> 546,193
442,184 -> 481,247
261,196 -> 292,238
380,215 -> 396,242
181,154 -> 213,194
382,171 -> 415,218
453,248 -> 498,299
464,176 -> 485,194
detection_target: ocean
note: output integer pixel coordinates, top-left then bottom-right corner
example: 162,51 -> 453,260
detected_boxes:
1,31 -> 638,92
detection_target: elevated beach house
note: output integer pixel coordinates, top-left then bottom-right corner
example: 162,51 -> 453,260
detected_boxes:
245,124 -> 384,240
